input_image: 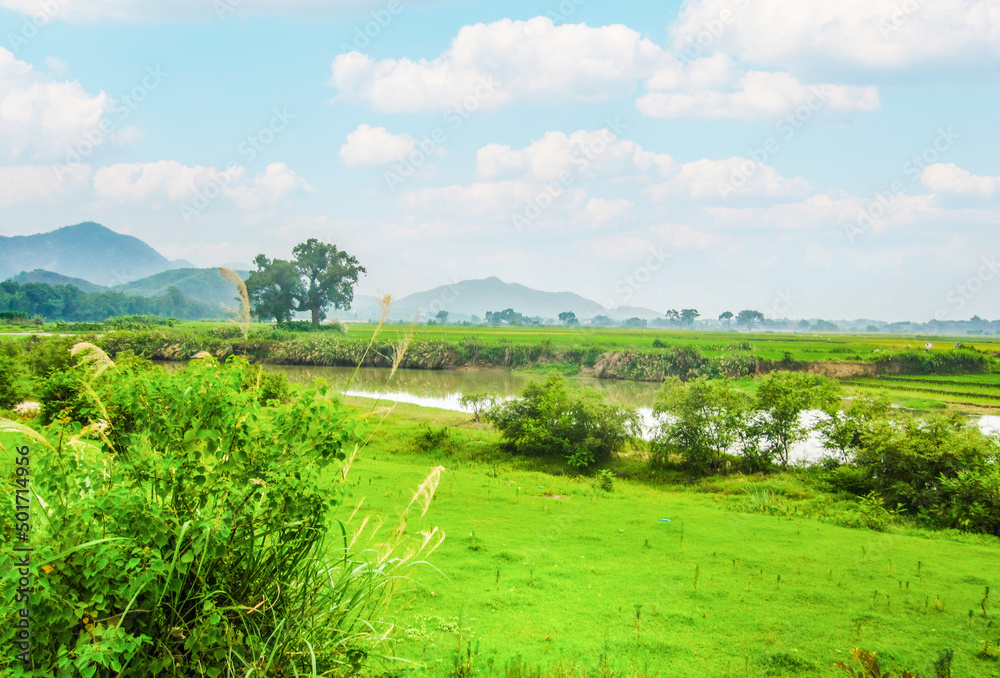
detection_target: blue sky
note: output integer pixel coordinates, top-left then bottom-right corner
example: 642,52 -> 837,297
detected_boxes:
0,0 -> 998,321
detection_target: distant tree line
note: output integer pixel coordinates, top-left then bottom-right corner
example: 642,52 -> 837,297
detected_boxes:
0,280 -> 220,322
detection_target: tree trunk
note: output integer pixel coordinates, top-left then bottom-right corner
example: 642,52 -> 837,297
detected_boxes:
311,306 -> 320,328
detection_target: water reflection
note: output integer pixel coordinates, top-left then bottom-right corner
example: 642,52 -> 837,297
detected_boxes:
265,365 -> 662,408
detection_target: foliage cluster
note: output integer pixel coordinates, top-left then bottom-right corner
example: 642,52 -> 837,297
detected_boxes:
0,280 -> 218,322
652,372 -> 836,474
483,374 -> 640,470
246,240 -> 364,327
1,349 -> 442,676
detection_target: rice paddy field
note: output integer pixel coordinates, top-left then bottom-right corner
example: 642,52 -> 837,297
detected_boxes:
23,320 -> 984,364
341,398 -> 1000,677
847,374 -> 1000,411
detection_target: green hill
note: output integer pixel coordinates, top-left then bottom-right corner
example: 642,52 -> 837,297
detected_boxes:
12,269 -> 107,294
112,268 -> 249,309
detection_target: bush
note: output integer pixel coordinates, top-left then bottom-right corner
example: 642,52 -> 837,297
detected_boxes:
652,377 -> 753,474
0,349 -> 443,676
484,373 -> 640,470
828,409 -> 1000,536
0,344 -> 26,409
37,370 -> 87,424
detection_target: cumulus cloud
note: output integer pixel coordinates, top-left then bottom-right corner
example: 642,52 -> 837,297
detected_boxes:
0,163 -> 91,208
478,129 -> 810,200
477,129 -> 676,182
644,157 -> 813,200
638,58 -> 880,120
669,0 -> 1000,73
329,18 -> 882,120
93,160 -> 312,210
340,124 -> 418,167
921,163 -> 999,198
578,198 -> 633,228
0,48 -> 120,161
330,18 -> 664,112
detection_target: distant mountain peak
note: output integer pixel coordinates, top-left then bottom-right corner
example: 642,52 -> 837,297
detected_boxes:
0,222 -> 189,287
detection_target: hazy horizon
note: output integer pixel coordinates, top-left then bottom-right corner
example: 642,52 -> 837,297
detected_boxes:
0,1 -> 997,323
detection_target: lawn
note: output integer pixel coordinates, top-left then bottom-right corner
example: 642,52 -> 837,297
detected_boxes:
339,399 -> 1000,677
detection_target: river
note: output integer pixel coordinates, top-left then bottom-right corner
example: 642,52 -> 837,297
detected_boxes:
256,365 -> 998,465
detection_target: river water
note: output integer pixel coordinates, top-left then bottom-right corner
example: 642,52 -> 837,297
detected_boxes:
259,365 -> 999,465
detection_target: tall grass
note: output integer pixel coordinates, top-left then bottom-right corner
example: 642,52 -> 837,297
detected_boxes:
0,299 -> 445,676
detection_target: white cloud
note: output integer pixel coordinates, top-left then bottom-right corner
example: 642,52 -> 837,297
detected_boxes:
0,48 -> 117,161
0,163 -> 91,208
330,17 -> 664,112
477,129 -> 676,182
638,60 -> 880,120
93,160 -> 312,210
479,128 -> 809,200
330,19 -> 881,120
669,0 -> 1000,72
340,124 -> 417,167
645,157 -> 813,200
225,162 -> 315,210
921,163 -> 999,198
578,198 -> 633,228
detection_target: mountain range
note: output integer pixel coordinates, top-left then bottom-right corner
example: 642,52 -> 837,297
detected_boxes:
2,223 -> 663,320
0,222 -> 193,287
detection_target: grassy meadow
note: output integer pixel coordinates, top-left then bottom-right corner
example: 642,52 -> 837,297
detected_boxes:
339,398 -> 1000,677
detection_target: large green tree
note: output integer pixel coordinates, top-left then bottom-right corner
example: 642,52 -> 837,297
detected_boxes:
246,240 -> 366,326
246,255 -> 301,323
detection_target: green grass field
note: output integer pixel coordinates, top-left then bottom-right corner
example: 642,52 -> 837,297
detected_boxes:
340,398 -> 1000,677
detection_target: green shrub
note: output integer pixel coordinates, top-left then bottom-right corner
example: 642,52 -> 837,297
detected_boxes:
484,373 -> 640,470
652,377 -> 754,474
37,370 -> 86,424
0,344 -> 26,409
0,349 -> 443,676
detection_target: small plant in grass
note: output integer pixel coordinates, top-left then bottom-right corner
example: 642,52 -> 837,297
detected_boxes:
834,648 -> 921,677
933,649 -> 953,677
459,393 -> 501,422
594,469 -> 615,493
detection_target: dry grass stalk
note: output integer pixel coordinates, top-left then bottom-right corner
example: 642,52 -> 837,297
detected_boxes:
218,267 -> 250,340
71,342 -> 116,381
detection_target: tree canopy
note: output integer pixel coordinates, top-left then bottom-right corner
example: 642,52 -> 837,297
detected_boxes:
736,309 -> 765,331
246,239 -> 366,327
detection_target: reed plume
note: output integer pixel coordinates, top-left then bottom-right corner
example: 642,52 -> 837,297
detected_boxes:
218,267 -> 250,340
